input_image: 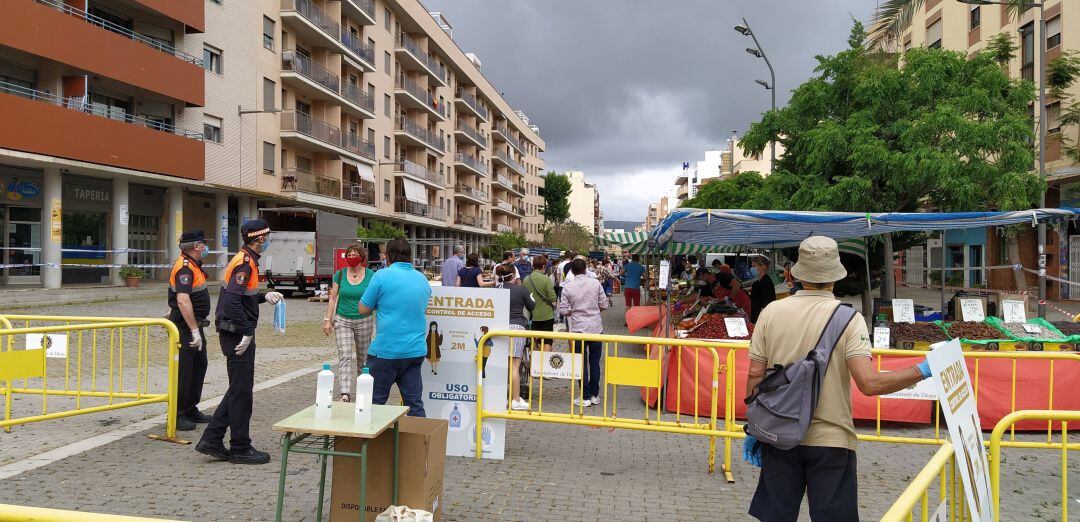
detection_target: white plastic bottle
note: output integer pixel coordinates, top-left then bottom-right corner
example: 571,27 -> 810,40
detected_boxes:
315,363 -> 334,421
355,367 -> 374,425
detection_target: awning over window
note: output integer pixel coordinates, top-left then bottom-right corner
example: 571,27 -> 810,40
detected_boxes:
340,156 -> 375,182
401,178 -> 428,204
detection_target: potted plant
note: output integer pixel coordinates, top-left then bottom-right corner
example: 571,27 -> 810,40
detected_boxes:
119,265 -> 145,288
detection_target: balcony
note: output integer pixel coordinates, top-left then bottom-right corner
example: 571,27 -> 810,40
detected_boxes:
397,198 -> 446,221
280,0 -> 340,48
455,119 -> 487,149
340,31 -> 375,71
494,173 -> 514,191
394,75 -> 447,121
2,1 -> 204,106
281,49 -> 338,94
493,223 -> 513,234
280,167 -> 341,199
493,124 -> 525,153
280,111 -> 356,161
394,116 -> 445,155
343,132 -> 376,162
342,0 -> 376,25
454,152 -> 487,177
454,183 -> 488,204
393,158 -> 446,189
455,214 -> 485,229
395,33 -> 447,87
0,81 -> 203,179
492,199 -> 524,217
455,88 -> 488,121
492,149 -> 523,175
343,179 -> 376,206
341,82 -> 376,118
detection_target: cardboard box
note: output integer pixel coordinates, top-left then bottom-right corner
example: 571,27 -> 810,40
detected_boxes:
330,416 -> 448,522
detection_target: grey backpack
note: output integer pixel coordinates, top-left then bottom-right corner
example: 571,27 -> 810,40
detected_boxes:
744,305 -> 857,450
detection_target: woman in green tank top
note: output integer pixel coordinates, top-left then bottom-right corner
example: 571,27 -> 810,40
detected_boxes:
322,245 -> 374,402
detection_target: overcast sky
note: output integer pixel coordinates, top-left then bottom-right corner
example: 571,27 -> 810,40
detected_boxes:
422,0 -> 876,223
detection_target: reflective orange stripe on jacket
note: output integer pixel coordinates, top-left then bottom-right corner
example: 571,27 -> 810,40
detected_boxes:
169,255 -> 206,292
223,250 -> 260,295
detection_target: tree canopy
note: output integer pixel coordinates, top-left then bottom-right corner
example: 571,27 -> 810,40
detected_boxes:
681,171 -> 765,209
539,171 -> 572,224
544,221 -> 594,253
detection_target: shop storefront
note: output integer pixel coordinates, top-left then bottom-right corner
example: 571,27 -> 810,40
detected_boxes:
62,176 -> 112,284
0,164 -> 44,285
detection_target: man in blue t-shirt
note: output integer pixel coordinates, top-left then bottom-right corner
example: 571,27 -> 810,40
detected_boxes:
359,238 -> 432,416
622,254 -> 646,307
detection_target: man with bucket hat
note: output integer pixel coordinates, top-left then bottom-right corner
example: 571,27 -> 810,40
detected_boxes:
168,230 -> 212,432
743,236 -> 932,521
196,219 -> 283,465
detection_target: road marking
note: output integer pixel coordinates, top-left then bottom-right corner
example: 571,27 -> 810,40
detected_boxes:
0,367 -> 317,480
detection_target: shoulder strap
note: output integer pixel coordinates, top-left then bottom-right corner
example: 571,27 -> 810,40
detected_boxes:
334,268 -> 344,286
525,275 -> 555,307
811,304 -> 858,376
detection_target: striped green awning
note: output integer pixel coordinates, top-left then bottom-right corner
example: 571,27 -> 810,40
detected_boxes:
596,232 -> 867,259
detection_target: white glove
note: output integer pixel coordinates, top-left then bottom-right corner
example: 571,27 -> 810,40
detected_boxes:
235,335 -> 253,356
189,328 -> 202,349
265,291 -> 284,305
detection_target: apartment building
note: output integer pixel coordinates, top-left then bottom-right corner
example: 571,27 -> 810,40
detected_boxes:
0,0 -> 206,288
643,195 -> 672,232
566,170 -> 602,235
895,0 -> 1080,298
182,0 -> 545,270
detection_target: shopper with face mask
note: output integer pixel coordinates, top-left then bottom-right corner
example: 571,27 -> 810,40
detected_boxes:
323,244 -> 375,402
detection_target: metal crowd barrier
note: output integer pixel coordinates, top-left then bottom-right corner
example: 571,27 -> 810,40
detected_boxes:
0,315 -> 180,440
879,442 -> 965,522
989,409 -> 1080,522
0,503 -> 182,522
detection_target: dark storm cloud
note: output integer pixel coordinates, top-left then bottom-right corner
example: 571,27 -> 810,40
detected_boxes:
423,0 -> 874,220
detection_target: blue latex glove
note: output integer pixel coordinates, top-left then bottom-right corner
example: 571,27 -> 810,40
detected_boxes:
273,300 -> 287,334
916,360 -> 931,380
743,435 -> 763,468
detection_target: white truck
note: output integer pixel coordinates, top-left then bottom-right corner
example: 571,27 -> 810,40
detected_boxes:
257,207 -> 359,296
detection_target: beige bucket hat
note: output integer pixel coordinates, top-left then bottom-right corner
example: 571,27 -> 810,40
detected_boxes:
790,236 -> 848,283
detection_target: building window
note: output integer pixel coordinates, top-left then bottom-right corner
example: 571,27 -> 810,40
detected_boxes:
203,115 -> 223,143
384,179 -> 391,202
203,45 -> 223,74
1048,101 -> 1061,133
263,78 -> 275,111
263,142 -> 275,175
1020,22 -> 1035,82
384,51 -> 391,75
367,127 -> 375,146
926,19 -> 942,49
969,6 -> 980,30
383,8 -> 391,32
263,16 -> 275,50
384,93 -> 391,116
1047,16 -> 1061,50
383,136 -> 391,158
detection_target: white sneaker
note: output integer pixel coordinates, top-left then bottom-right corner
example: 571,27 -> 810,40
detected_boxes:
511,398 -> 529,411
591,396 -> 600,405
573,397 -> 593,407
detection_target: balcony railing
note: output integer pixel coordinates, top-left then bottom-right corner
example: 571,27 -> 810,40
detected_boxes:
36,0 -> 202,66
282,0 -> 341,39
515,205 -> 527,216
494,123 -> 526,152
493,199 -> 514,213
397,198 -> 446,220
394,158 -> 444,186
395,116 -> 445,151
455,88 -> 488,120
455,183 -> 488,201
343,180 -> 376,205
281,110 -> 343,148
281,50 -> 340,94
455,119 -> 487,148
0,80 -> 202,140
495,173 -> 514,189
280,168 -> 341,199
493,223 -> 513,233
345,0 -> 375,20
396,75 -> 445,117
494,149 -> 522,174
340,31 -> 375,65
396,33 -> 446,80
343,132 -> 375,160
454,152 -> 487,175
341,83 -> 375,114
455,214 -> 485,228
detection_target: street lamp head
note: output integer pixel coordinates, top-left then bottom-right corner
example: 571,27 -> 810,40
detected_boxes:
734,24 -> 751,35
755,79 -> 771,89
746,47 -> 762,58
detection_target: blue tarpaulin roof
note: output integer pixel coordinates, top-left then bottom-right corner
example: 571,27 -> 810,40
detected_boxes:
650,209 -> 1080,249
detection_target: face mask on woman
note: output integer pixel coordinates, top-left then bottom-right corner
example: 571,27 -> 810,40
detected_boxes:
345,256 -> 363,268
749,267 -> 759,278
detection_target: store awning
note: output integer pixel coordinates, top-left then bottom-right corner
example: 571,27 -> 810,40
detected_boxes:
401,178 -> 428,204
340,156 -> 375,183
596,231 -> 867,259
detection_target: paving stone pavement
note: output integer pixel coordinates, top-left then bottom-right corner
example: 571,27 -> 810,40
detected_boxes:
0,293 -> 1075,520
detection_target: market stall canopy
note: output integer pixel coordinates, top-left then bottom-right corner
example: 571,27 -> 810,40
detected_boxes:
597,231 -> 867,258
650,209 -> 1080,249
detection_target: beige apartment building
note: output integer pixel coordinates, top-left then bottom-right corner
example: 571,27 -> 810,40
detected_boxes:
180,0 -> 545,266
566,170 -> 602,235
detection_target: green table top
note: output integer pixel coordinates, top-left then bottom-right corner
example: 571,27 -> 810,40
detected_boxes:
272,403 -> 409,439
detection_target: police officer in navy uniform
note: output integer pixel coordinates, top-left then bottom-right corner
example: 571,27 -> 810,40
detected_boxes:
169,230 -> 212,432
196,219 -> 283,465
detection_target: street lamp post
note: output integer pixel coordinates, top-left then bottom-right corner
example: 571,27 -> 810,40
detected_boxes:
735,17 -> 776,174
958,0 -> 1046,317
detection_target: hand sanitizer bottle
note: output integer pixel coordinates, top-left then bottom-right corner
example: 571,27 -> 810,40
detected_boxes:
354,367 -> 374,425
315,363 -> 334,421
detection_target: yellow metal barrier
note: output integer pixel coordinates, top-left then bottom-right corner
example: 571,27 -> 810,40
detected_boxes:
0,315 -> 180,440
0,503 -> 182,521
989,409 -> 1080,522
475,329 -> 745,478
879,442 -> 965,522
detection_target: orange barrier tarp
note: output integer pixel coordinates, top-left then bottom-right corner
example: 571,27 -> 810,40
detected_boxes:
626,306 -> 661,334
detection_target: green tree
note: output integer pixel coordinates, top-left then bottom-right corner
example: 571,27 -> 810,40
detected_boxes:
483,232 -> 527,260
681,171 -> 765,209
539,171 -> 572,224
544,221 -> 594,253
356,220 -> 405,240
1046,51 -> 1080,162
741,22 -> 1041,290
985,32 -> 1018,69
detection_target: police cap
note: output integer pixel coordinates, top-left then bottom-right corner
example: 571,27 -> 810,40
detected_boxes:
241,219 -> 271,243
179,230 -> 206,244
